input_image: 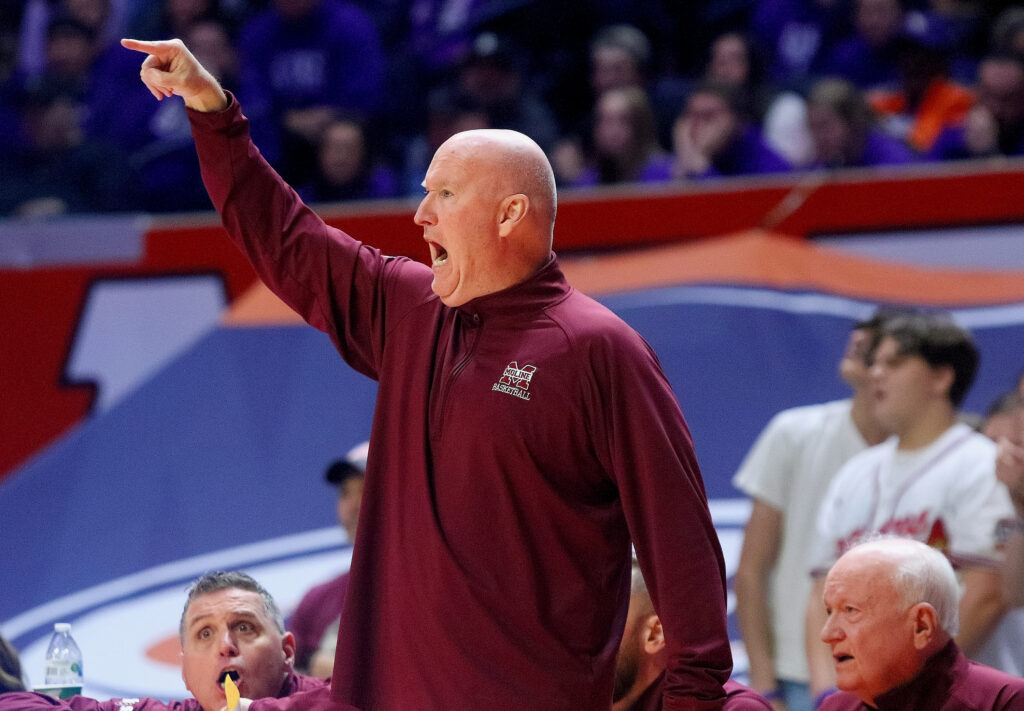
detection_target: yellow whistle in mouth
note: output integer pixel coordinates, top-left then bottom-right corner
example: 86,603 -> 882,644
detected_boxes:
224,674 -> 240,711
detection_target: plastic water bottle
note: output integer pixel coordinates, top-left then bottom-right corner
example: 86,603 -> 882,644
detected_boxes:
43,623 -> 83,688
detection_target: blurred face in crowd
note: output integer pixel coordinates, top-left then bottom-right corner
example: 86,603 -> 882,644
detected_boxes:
808,102 -> 851,165
28,98 -> 82,152
181,588 -> 294,711
47,30 -> 95,79
977,58 -> 1024,127
319,121 -> 366,187
65,0 -> 110,31
838,327 -> 875,389
856,0 -> 904,47
337,475 -> 365,542
185,21 -> 237,82
274,0 -> 320,20
707,34 -> 750,86
821,551 -> 925,705
591,46 -> 642,95
594,89 -> 637,158
678,91 -> 740,158
869,336 -> 952,436
169,0 -> 212,31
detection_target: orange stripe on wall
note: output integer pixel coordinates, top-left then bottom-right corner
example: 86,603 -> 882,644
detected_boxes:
224,230 -> 1024,326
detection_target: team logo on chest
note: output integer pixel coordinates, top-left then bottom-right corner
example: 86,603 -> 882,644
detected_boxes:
492,361 -> 536,401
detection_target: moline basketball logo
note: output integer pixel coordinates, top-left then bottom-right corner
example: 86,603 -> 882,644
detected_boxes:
492,361 -> 536,400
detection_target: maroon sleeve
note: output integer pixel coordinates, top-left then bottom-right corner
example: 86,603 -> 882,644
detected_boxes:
587,322 -> 732,710
186,93 -> 433,381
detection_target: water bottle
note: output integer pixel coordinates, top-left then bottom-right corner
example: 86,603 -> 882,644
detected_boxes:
43,623 -> 83,694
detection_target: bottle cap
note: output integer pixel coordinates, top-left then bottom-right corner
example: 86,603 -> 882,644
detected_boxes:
54,623 -> 71,633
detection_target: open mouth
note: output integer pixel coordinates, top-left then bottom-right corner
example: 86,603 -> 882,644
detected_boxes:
429,242 -> 448,267
218,669 -> 240,688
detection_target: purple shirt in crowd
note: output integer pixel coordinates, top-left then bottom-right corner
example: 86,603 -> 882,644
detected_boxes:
187,95 -> 731,711
236,0 -> 385,166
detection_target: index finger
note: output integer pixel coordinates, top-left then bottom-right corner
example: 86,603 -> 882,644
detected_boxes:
121,38 -> 169,55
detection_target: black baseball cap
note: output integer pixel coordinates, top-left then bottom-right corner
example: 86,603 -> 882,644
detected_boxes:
325,440 -> 369,485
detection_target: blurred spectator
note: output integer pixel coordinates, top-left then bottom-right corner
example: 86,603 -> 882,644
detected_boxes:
804,311 -> 1016,698
24,16 -> 99,101
806,76 -> 918,167
0,85 -> 130,217
451,32 -> 559,153
589,23 -> 653,99
929,53 -> 1024,160
571,86 -> 672,187
236,0 -> 385,185
991,394 -> 1024,609
733,312 -> 892,711
869,12 -> 975,153
705,31 -> 773,117
750,0 -> 853,89
297,117 -> 398,203
128,0 -> 232,41
991,6 -> 1024,59
671,81 -> 792,180
704,30 -> 816,169
17,0 -> 128,77
0,633 -> 26,693
550,23 -> 658,188
290,442 -> 367,674
978,390 -> 1024,672
819,0 -> 906,89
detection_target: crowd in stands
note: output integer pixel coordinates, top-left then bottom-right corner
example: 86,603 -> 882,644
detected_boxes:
1,0 -> 1024,217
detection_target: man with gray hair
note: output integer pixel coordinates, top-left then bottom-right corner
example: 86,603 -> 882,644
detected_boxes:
816,537 -> 1024,710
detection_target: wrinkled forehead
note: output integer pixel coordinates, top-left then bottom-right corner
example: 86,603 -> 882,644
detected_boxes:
185,588 -> 267,627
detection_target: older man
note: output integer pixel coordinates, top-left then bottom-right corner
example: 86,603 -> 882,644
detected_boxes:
0,571 -> 326,711
120,37 -> 731,711
816,537 -> 1024,710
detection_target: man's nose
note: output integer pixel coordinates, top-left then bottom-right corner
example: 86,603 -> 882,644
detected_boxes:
414,196 -> 434,226
218,630 -> 239,656
820,614 -> 841,643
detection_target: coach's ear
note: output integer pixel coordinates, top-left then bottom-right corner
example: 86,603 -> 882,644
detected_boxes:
911,603 -> 938,650
497,193 -> 528,238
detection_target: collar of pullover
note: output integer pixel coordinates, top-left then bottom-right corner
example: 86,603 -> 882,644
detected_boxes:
868,640 -> 960,710
454,253 -> 571,321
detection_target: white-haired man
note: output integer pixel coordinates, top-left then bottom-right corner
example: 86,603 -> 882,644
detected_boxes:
816,537 -> 1024,710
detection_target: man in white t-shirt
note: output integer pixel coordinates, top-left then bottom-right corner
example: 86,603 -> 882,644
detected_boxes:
805,312 -> 1016,705
733,311 -> 891,711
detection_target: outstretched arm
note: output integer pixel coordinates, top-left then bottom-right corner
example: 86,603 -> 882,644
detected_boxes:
120,38 -> 228,113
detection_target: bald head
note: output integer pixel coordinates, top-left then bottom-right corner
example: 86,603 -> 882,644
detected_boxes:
438,129 -> 557,245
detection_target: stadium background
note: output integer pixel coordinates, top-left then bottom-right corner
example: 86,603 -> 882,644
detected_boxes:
2,159 -> 1024,699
